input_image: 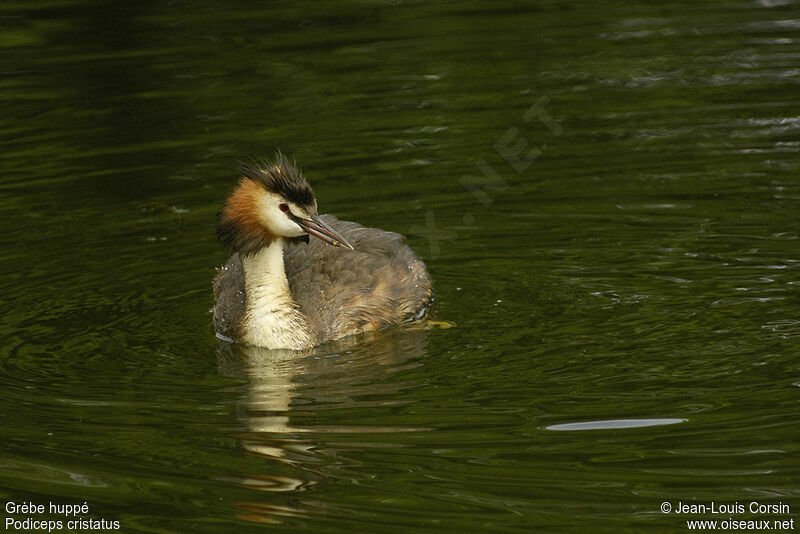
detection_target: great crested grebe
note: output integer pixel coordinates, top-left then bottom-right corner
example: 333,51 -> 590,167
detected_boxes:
212,154 -> 433,349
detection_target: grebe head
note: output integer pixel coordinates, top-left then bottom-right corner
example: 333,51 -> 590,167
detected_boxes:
217,153 -> 354,256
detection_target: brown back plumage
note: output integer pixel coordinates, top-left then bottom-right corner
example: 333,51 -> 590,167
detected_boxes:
212,215 -> 433,343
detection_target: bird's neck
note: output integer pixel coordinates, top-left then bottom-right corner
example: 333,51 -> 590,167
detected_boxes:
240,238 -> 316,350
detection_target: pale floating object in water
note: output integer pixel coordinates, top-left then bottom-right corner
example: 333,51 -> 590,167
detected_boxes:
545,418 -> 687,431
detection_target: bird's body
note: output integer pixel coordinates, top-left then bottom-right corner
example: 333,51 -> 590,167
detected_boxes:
212,156 -> 433,350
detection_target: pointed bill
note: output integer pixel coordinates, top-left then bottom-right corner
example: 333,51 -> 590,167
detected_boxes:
296,215 -> 355,250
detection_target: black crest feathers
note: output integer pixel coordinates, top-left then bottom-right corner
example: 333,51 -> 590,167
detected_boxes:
239,152 -> 316,209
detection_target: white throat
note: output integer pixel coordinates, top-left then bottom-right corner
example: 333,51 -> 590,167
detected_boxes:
240,238 -> 316,349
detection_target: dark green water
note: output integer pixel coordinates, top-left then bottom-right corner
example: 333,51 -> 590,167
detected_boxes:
2,1 -> 799,532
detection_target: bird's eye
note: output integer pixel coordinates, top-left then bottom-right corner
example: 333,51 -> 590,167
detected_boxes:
279,203 -> 289,213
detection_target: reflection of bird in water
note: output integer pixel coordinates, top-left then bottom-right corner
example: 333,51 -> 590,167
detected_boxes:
213,154 -> 433,349
216,326 -> 432,524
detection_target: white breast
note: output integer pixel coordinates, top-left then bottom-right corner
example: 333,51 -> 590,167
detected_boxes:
240,239 -> 316,349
